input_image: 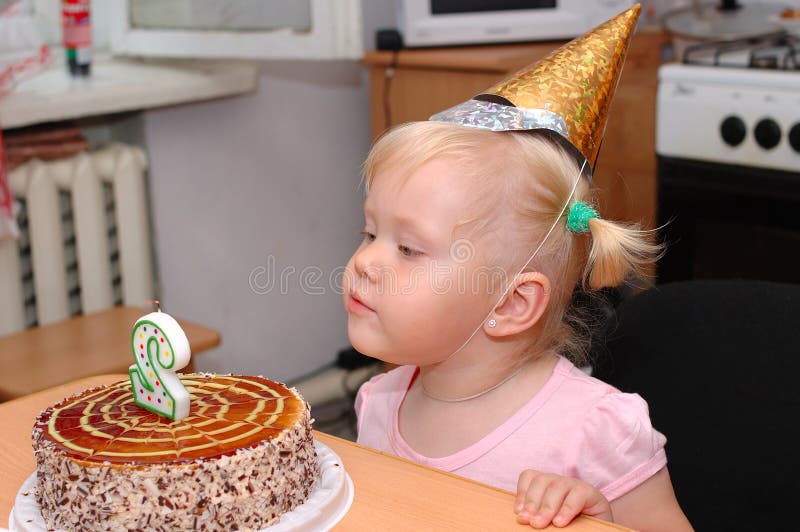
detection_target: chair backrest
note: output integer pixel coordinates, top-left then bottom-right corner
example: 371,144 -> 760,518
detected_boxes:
0,143 -> 154,335
592,280 -> 800,531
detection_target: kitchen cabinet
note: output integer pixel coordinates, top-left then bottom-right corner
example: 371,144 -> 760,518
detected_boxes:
362,30 -> 669,229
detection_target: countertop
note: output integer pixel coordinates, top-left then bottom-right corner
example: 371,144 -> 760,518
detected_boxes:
0,53 -> 258,129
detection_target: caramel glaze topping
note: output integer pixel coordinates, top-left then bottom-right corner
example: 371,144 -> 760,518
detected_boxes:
36,374 -> 307,465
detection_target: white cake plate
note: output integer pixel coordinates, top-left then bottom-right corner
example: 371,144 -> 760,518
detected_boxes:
9,440 -> 353,532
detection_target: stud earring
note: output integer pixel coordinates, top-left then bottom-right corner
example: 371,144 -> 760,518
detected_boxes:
488,319 -> 497,328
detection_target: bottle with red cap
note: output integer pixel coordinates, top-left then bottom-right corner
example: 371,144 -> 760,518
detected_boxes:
61,0 -> 91,77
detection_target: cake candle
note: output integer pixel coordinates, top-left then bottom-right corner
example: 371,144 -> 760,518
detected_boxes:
128,309 -> 191,420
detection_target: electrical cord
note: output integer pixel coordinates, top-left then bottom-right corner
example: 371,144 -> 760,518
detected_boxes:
382,50 -> 399,129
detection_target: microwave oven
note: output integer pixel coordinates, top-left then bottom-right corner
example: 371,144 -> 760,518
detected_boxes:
397,0 -> 637,47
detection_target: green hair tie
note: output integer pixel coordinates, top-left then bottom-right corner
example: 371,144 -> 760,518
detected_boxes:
566,202 -> 599,233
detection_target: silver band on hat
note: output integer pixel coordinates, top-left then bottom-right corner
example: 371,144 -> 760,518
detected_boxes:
429,99 -> 569,137
429,99 -> 591,182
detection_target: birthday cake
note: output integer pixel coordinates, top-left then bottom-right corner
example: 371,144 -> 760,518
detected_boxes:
32,373 -> 319,531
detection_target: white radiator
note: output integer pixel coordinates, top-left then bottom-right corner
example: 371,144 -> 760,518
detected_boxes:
0,143 -> 154,336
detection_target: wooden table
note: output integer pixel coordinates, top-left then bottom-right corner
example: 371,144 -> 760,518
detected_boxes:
0,307 -> 221,400
0,376 -> 632,531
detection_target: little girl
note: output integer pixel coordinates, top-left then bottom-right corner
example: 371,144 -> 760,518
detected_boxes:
343,5 -> 692,531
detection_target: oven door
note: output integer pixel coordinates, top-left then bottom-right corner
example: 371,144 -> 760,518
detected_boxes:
657,156 -> 800,284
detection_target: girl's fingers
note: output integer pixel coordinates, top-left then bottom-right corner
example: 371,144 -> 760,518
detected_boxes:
530,480 -> 571,528
515,470 -> 537,512
515,472 -> 612,529
551,485 -> 594,527
520,473 -> 553,515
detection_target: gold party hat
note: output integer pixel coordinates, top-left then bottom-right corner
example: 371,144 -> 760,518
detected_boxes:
430,3 -> 641,175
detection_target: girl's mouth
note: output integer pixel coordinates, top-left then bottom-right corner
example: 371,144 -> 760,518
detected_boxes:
346,294 -> 375,315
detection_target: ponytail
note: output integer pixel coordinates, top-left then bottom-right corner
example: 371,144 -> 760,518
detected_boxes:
583,216 -> 663,290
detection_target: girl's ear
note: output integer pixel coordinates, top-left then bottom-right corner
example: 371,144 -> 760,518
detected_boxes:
486,272 -> 551,337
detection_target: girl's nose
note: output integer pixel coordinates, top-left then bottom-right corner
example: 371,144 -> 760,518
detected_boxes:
353,243 -> 380,283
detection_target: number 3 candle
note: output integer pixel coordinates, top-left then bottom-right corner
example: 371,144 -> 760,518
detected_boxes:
129,310 -> 192,421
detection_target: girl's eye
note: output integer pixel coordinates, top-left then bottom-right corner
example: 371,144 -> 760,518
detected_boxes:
359,230 -> 375,242
398,244 -> 421,257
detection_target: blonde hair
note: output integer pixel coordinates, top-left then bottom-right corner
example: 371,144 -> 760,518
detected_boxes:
363,121 -> 662,365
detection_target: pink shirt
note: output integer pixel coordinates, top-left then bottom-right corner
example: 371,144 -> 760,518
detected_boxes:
355,356 -> 667,501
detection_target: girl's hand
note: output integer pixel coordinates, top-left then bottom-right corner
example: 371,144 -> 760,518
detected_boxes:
515,470 -> 612,528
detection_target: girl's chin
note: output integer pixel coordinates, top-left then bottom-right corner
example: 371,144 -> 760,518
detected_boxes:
348,346 -> 424,368
347,335 -> 400,366
346,331 -> 380,360
347,326 -> 438,366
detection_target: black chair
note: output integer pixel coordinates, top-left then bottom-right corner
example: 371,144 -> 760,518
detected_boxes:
591,280 -> 800,531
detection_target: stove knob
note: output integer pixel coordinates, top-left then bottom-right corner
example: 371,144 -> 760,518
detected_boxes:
754,118 -> 781,150
720,116 -> 746,147
789,123 -> 800,153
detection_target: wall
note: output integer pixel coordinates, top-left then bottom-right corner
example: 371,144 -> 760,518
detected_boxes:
24,1 -> 376,380
143,61 -> 370,381
361,0 -> 395,51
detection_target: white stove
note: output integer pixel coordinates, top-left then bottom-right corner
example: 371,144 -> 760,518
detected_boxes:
654,33 -> 800,284
656,35 -> 800,173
